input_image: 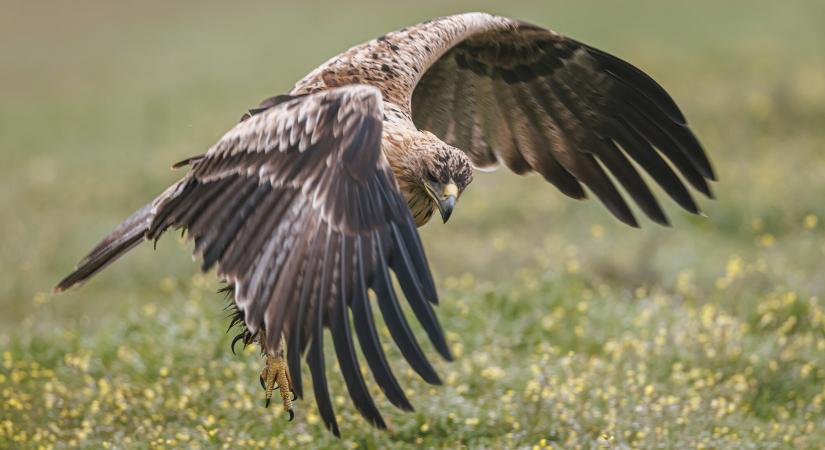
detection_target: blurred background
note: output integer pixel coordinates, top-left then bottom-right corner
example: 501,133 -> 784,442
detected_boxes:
2,1 -> 824,448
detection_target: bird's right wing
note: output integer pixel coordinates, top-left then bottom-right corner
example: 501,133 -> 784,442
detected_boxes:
60,85 -> 450,436
155,85 -> 452,435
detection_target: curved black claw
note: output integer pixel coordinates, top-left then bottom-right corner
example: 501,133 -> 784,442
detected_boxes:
231,334 -> 245,355
259,375 -> 266,390
265,398 -> 271,408
291,390 -> 297,401
287,409 -> 294,422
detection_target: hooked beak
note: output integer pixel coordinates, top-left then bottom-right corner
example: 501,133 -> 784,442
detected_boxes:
435,182 -> 458,223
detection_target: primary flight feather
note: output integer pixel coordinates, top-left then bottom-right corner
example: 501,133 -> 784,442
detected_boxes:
55,12 -> 715,436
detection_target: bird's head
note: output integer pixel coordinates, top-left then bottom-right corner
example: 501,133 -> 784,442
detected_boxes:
415,144 -> 473,223
384,128 -> 474,225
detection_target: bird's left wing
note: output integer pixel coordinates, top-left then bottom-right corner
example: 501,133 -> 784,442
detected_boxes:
405,13 -> 716,227
149,85 -> 451,435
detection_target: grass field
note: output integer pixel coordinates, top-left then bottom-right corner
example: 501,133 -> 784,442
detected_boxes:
2,0 -> 825,448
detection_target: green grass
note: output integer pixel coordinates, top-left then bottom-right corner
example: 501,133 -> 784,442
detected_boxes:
2,0 -> 825,448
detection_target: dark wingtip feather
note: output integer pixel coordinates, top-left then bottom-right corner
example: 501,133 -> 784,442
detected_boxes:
54,202 -> 152,293
586,180 -> 639,228
625,216 -> 641,228
635,197 -> 669,227
653,212 -> 671,227
670,123 -> 716,181
648,207 -> 669,226
581,44 -> 716,191
706,164 -> 718,182
308,338 -> 340,437
397,213 -> 439,304
439,344 -> 455,362
330,280 -> 387,429
352,238 -> 415,412
372,291 -> 443,385
693,175 -> 714,199
582,42 -> 687,125
594,139 -> 675,228
596,190 -> 639,228
389,224 -> 453,362
611,78 -> 715,188
606,118 -> 708,217
704,184 -> 716,200
54,272 -> 84,293
372,232 -> 442,385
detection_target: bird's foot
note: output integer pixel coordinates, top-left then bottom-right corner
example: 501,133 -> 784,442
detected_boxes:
260,353 -> 295,421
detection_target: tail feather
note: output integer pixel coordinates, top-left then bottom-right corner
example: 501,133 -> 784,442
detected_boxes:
54,202 -> 154,293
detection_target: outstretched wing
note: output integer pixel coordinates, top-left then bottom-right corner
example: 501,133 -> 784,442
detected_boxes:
403,14 -> 716,226
149,85 -> 451,435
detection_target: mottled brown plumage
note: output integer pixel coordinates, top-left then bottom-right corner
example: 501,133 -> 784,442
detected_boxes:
55,12 -> 714,436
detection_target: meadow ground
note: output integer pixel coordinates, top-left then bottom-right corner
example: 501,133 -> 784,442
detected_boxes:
2,1 -> 825,448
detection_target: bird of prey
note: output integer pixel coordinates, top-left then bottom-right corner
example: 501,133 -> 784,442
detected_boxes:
55,12 -> 715,436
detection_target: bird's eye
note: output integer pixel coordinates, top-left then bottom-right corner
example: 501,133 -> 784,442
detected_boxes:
426,171 -> 439,184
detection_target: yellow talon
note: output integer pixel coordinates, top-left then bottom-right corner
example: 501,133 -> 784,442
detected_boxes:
261,352 -> 294,420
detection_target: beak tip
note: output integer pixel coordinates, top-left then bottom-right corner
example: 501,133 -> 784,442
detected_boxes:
438,195 -> 456,223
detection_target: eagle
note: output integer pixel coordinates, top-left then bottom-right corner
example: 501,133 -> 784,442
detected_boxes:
55,12 -> 715,436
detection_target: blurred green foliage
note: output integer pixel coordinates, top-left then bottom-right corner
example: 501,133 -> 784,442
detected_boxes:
1,0 -> 825,448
